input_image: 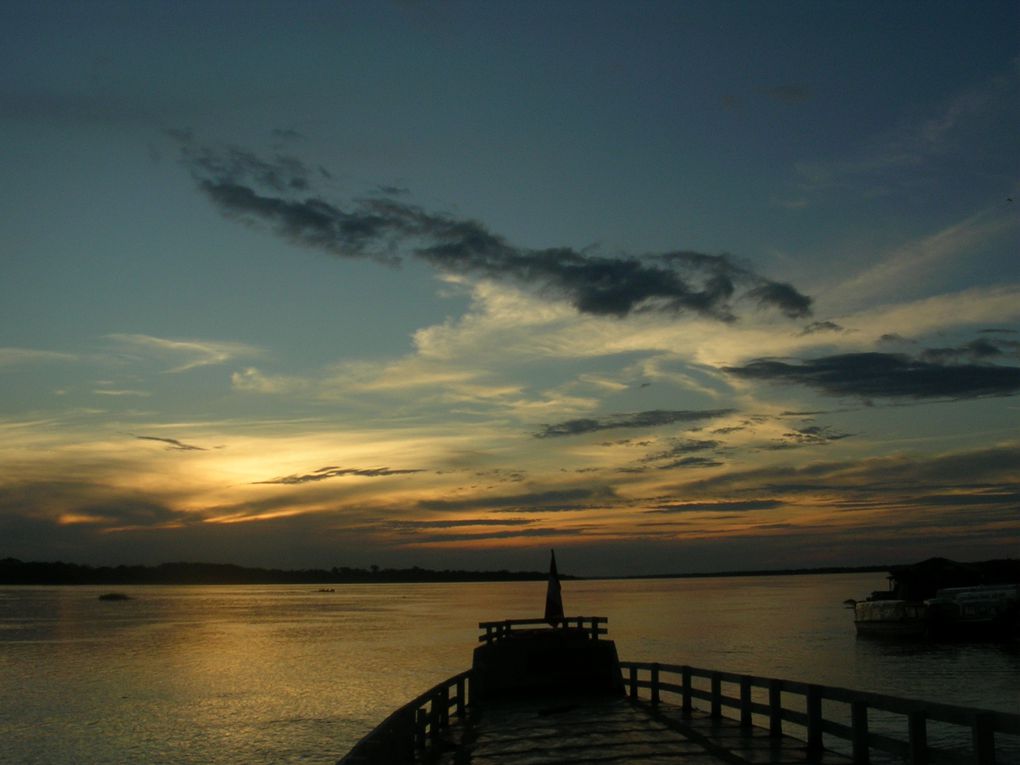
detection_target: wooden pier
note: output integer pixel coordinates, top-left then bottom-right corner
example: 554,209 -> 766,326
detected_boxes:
337,616 -> 1020,765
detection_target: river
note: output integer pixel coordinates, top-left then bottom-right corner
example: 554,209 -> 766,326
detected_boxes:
1,572 -> 1016,764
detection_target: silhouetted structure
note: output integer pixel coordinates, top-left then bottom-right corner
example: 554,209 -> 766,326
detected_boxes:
339,559 -> 1020,764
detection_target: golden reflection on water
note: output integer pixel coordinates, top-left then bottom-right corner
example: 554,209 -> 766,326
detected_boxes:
1,574 -> 1017,764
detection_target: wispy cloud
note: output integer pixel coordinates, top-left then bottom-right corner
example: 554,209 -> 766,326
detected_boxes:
255,466 -> 424,485
135,435 -> 207,451
107,333 -> 262,373
822,207 -> 1019,311
534,409 -> 735,439
418,487 -> 617,513
0,347 -> 77,366
649,499 -> 785,514
173,136 -> 812,322
795,59 -> 1019,195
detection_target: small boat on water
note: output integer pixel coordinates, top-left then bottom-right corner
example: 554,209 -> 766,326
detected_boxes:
849,557 -> 1020,640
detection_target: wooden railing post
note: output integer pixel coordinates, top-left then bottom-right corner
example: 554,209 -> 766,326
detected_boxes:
711,672 -> 722,718
629,664 -> 638,700
806,684 -> 823,756
682,666 -> 693,717
400,704 -> 417,761
740,675 -> 752,727
768,679 -> 782,737
908,711 -> 927,764
972,712 -> 995,765
429,692 -> 441,745
415,706 -> 427,752
590,618 -> 598,640
651,663 -> 660,706
456,675 -> 466,718
851,700 -> 869,764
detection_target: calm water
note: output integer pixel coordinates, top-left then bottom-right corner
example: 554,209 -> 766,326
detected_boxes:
1,573 -> 1017,764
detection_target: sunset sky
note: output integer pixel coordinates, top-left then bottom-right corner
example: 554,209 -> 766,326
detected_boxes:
2,1 -> 1018,576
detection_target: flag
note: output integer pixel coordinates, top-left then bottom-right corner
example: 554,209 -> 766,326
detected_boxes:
544,549 -> 564,626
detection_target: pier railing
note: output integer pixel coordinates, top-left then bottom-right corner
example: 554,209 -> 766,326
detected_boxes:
618,661 -> 1020,765
478,615 -> 608,643
336,669 -> 470,764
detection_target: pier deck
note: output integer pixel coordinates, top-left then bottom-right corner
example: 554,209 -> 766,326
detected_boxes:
338,617 -> 1020,765
437,694 -> 855,765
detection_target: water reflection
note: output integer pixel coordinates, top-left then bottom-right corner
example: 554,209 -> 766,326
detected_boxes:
1,575 -> 1016,764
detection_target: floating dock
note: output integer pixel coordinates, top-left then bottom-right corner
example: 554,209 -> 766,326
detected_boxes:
338,616 -> 1020,764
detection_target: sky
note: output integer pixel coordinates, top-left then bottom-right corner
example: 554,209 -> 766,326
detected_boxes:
1,1 -> 1018,576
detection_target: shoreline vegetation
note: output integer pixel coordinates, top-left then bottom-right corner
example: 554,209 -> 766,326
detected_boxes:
0,557 -> 893,586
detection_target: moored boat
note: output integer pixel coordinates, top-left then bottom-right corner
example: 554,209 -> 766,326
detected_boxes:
849,557 -> 1020,640
853,599 -> 929,638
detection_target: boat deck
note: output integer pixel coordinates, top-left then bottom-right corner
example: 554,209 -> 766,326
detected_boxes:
436,694 -> 857,765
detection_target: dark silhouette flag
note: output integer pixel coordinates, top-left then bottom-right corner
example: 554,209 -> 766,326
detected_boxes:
544,549 -> 564,626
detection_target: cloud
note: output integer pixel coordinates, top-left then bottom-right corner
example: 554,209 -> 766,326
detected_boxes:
767,425 -> 852,450
795,60 -> 1020,196
254,466 -> 424,485
0,347 -> 77,366
174,137 -> 812,322
648,499 -> 785,514
800,320 -> 844,335
642,438 -> 721,461
135,435 -> 207,451
417,487 -> 616,513
534,408 -> 735,438
724,351 -> 1020,400
388,518 -> 535,530
107,333 -> 262,373
638,439 -> 726,469
822,207 -> 1019,311
920,338 -> 1015,364
682,443 -> 1020,498
654,456 -> 724,470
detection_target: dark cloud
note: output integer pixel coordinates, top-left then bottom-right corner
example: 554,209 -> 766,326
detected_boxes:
398,526 -> 578,544
681,444 -> 1020,499
724,352 -> 1020,400
535,408 -> 735,438
642,439 -> 721,460
639,439 -> 725,469
135,435 -> 206,451
418,487 -> 616,513
920,338 -> 1012,364
655,456 -> 724,470
648,499 -> 784,514
388,518 -> 535,530
768,425 -> 852,450
800,320 -> 844,335
254,466 -> 424,485
174,137 -> 812,322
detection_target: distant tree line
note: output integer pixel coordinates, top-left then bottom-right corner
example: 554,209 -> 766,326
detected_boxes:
0,558 -> 567,585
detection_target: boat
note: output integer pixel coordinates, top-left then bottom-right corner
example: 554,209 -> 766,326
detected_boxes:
337,554 -> 1020,764
927,583 -> 1020,639
849,557 -> 1020,640
852,598 -> 929,638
